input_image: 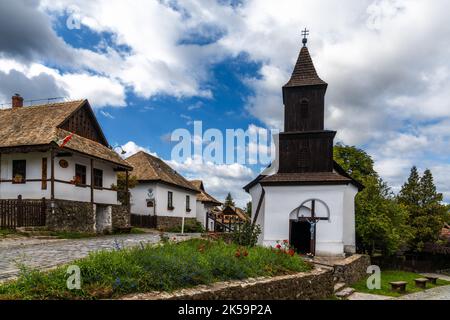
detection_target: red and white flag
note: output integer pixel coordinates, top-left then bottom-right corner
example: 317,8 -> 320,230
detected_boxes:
55,132 -> 74,148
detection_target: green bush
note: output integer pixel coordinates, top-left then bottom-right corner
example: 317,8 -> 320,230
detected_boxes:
231,222 -> 261,247
165,219 -> 204,233
0,239 -> 310,300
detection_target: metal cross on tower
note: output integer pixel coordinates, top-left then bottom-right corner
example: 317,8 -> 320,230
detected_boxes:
302,28 -> 309,47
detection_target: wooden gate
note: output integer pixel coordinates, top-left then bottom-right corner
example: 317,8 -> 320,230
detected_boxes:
0,196 -> 47,229
130,214 -> 157,229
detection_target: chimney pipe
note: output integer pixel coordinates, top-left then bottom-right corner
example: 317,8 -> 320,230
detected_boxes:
12,94 -> 24,109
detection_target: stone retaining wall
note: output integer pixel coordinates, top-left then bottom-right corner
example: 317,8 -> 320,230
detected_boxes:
123,268 -> 334,300
46,200 -> 95,232
46,200 -> 130,233
333,254 -> 371,284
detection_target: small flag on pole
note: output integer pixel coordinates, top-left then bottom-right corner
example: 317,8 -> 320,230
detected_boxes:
55,132 -> 74,148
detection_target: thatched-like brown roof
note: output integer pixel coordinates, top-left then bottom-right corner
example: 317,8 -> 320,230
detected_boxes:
126,151 -> 198,192
190,180 -> 222,206
0,100 -> 130,168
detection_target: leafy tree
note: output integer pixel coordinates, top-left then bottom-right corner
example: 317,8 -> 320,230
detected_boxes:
224,192 -> 235,207
112,173 -> 138,205
245,201 -> 252,217
334,144 -> 412,255
398,168 -> 447,251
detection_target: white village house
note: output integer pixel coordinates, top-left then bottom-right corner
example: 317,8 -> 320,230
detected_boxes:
190,180 -> 222,230
244,38 -> 363,257
126,151 -> 201,230
0,96 -> 132,233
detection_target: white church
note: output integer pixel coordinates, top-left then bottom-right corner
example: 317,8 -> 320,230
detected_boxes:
244,35 -> 363,257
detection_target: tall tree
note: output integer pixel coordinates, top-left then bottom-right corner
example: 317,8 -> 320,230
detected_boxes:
224,192 -> 235,207
398,168 -> 447,251
334,144 -> 412,255
245,201 -> 252,217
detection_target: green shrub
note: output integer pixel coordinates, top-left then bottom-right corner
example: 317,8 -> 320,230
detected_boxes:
0,239 -> 310,300
165,220 -> 204,233
231,222 -> 261,247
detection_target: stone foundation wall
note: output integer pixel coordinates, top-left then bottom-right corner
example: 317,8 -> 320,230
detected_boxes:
46,200 -> 130,233
157,216 -> 197,231
112,205 -> 130,230
46,200 -> 95,233
123,269 -> 334,300
333,254 -> 371,284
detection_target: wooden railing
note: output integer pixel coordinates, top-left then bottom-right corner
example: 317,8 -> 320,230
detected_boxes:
0,196 -> 47,229
130,214 -> 157,229
205,212 -> 243,233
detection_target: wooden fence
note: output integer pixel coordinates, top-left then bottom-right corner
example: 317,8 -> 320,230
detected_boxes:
206,212 -> 243,233
130,214 -> 157,229
0,196 -> 47,229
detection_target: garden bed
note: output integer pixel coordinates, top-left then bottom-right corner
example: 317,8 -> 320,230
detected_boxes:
352,270 -> 450,297
0,239 -> 311,300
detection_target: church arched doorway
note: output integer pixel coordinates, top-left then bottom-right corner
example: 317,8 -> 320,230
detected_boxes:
289,199 -> 330,255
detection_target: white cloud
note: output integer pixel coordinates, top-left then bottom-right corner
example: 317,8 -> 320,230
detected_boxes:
168,155 -> 253,207
116,141 -> 156,159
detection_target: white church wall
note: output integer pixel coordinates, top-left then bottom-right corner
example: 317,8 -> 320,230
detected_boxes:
258,184 -> 349,256
343,184 -> 358,253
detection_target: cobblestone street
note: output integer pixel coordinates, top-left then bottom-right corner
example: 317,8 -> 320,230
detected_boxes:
0,233 -> 192,283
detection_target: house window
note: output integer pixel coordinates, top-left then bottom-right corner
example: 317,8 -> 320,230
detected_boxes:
168,191 -> 174,210
300,100 -> 309,118
93,168 -> 103,188
75,164 -> 87,185
186,195 -> 191,212
12,160 -> 26,184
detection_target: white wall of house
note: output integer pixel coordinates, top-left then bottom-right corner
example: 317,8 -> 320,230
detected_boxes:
196,201 -> 216,229
248,183 -> 357,256
0,151 -> 119,205
130,182 -> 197,219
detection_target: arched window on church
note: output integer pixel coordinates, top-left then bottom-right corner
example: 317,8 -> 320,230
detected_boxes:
300,99 -> 309,118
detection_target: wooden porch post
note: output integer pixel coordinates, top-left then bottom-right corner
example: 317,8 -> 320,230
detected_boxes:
90,159 -> 94,204
125,170 -> 129,206
50,148 -> 55,200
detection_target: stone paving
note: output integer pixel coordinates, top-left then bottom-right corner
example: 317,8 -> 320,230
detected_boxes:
397,285 -> 450,300
0,233 -> 199,283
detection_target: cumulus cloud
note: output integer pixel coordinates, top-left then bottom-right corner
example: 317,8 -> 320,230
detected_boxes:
115,141 -> 157,159
168,155 -> 254,207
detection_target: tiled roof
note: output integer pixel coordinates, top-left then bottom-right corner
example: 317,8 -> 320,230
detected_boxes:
284,46 -> 327,87
190,180 -> 222,205
0,100 -> 130,168
126,151 -> 198,192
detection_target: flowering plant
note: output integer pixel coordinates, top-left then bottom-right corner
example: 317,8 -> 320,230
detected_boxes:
273,240 -> 296,257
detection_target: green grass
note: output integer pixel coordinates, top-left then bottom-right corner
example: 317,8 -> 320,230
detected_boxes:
0,239 -> 311,300
0,229 -> 19,238
352,270 -> 450,297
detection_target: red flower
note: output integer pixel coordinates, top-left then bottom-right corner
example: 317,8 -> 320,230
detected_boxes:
283,240 -> 289,244
288,249 -> 295,257
243,251 -> 249,257
276,244 -> 282,249
235,251 -> 241,258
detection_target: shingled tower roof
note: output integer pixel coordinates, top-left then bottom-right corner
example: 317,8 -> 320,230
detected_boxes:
284,46 -> 327,87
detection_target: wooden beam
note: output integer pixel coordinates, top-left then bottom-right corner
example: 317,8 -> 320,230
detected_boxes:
50,148 -> 55,200
90,158 -> 94,204
252,187 -> 265,227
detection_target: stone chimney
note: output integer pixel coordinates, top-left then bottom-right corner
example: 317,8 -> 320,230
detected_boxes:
12,94 -> 24,109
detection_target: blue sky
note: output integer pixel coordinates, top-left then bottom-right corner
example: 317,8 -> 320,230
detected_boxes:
1,0 -> 450,206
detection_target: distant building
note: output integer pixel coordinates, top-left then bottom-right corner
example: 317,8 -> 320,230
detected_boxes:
244,36 -> 363,256
126,151 -> 199,230
0,96 -> 132,233
190,180 -> 222,229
